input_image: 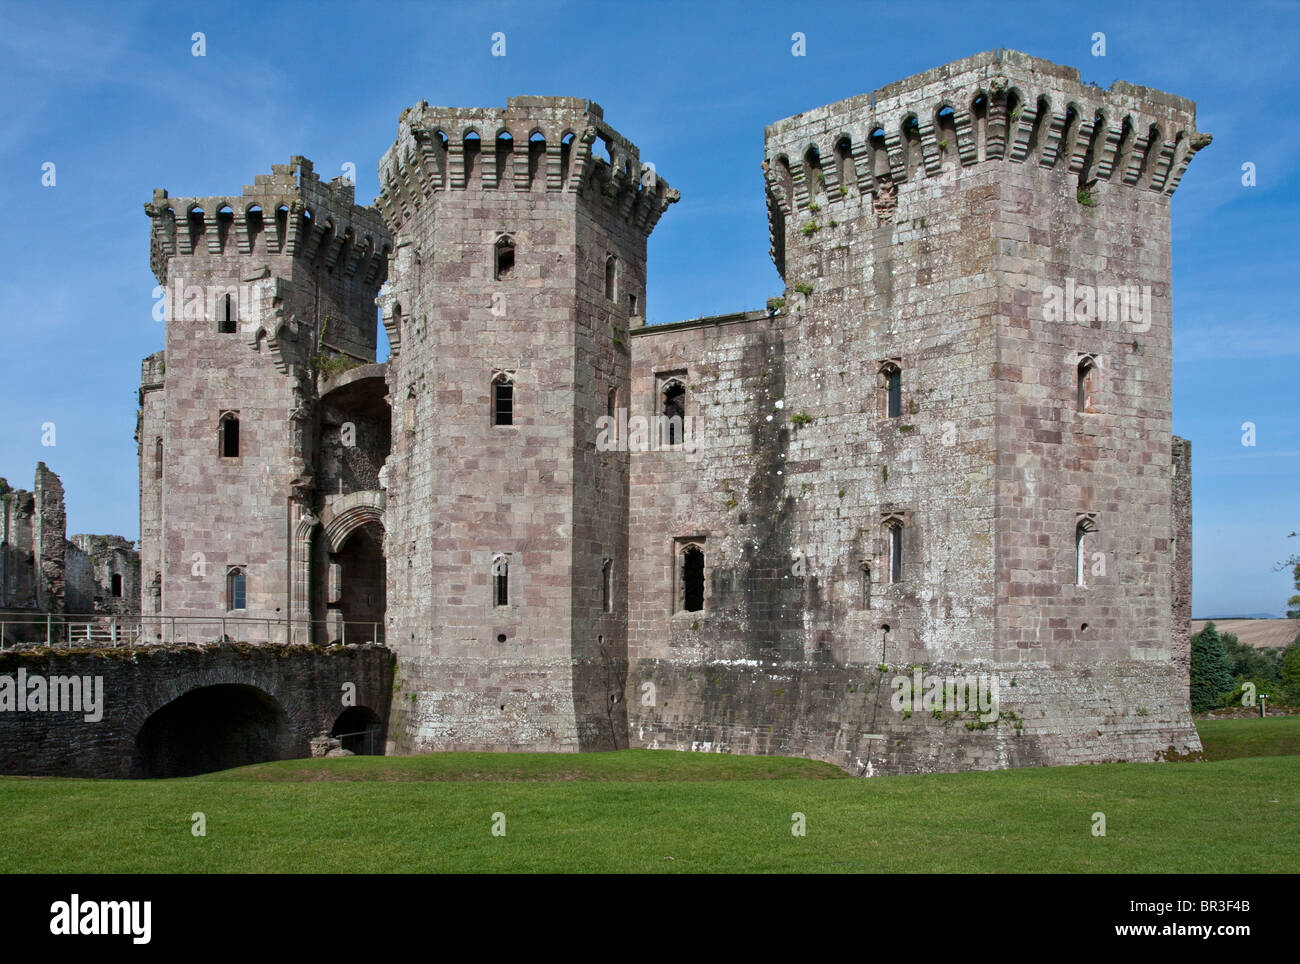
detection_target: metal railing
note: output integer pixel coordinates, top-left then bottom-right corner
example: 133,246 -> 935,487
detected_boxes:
0,611 -> 385,650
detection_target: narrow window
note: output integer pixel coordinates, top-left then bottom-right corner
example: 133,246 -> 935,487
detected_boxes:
661,379 -> 685,446
219,413 -> 240,458
110,573 -> 122,598
887,523 -> 903,583
859,562 -> 872,609
1076,355 -> 1096,413
602,558 -> 613,613
679,544 -> 705,613
227,567 -> 247,611
1075,517 -> 1096,586
492,374 -> 514,426
879,361 -> 903,418
628,293 -> 638,315
492,554 -> 509,606
153,438 -> 163,479
607,387 -> 617,420
494,235 -> 515,280
218,293 -> 237,333
605,255 -> 617,301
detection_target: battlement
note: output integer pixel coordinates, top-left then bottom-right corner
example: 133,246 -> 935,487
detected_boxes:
143,156 -> 390,286
763,49 -> 1211,235
376,96 -> 678,234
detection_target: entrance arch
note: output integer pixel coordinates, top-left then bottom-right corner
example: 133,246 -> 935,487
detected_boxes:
331,705 -> 384,755
130,684 -> 290,778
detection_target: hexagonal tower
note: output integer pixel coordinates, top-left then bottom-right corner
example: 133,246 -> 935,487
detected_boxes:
377,97 -> 677,752
141,158 -> 389,640
626,50 -> 1209,773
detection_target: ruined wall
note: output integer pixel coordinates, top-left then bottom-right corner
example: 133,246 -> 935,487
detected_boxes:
378,97 -> 674,753
1,464 -> 68,615
65,535 -> 140,615
625,50 -> 1206,773
0,643 -> 393,778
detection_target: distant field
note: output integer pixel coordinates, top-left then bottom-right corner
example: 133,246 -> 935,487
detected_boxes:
1191,618 -> 1299,649
1,738 -> 1297,873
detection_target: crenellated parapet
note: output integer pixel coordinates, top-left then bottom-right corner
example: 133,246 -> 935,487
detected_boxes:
143,156 -> 391,287
376,96 -> 679,235
763,49 -> 1211,252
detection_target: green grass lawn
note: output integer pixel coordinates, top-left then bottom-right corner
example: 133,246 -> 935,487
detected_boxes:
1,736 -> 1296,873
1195,714 -> 1300,761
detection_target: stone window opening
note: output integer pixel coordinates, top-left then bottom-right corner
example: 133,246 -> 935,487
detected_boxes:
1075,515 -> 1098,587
219,412 -> 240,458
882,513 -> 907,584
218,293 -> 237,334
605,255 -> 617,301
1076,354 -> 1097,413
227,566 -> 247,612
154,438 -> 163,480
491,372 -> 515,426
627,292 -> 638,315
607,387 -> 618,420
660,377 -> 685,446
494,235 -> 515,280
492,554 -> 509,607
602,558 -> 613,613
677,541 -> 705,613
859,561 -> 872,609
878,360 -> 903,418
110,573 -> 122,598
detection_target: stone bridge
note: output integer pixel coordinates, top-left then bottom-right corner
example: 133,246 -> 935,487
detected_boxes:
0,643 -> 394,778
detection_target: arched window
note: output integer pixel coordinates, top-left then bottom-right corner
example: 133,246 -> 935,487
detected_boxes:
605,255 -> 617,301
1075,516 -> 1097,586
492,554 -> 509,607
153,438 -> 163,479
660,377 -> 685,446
678,542 -> 705,613
602,558 -> 613,613
879,360 -> 902,418
218,293 -> 236,333
219,412 -> 240,458
491,372 -> 514,426
227,567 -> 247,611
494,234 -> 515,280
607,387 -> 618,420
1077,354 -> 1097,413
495,130 -> 514,189
859,561 -> 872,609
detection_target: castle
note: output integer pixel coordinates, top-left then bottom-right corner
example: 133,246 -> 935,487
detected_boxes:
137,50 -> 1209,774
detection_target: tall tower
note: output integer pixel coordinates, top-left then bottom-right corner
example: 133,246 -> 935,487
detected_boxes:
141,158 -> 389,639
625,51 -> 1209,773
377,97 -> 677,751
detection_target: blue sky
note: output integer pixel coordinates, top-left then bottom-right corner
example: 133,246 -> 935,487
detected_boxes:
0,0 -> 1295,617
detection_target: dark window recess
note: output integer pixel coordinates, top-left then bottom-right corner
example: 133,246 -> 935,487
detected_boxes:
602,559 -> 612,613
228,569 -> 246,610
662,382 -> 685,445
493,379 -> 514,426
605,256 -> 617,300
110,574 -> 122,598
681,545 -> 704,612
495,237 -> 515,280
628,293 -> 638,315
494,559 -> 509,606
220,417 -> 240,457
887,368 -> 902,418
218,294 -> 236,333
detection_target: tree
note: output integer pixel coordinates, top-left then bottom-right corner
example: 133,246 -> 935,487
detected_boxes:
1279,531 -> 1300,618
1190,622 -> 1234,712
1281,639 -> 1300,705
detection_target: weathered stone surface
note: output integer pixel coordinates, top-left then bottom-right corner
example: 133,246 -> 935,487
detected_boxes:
129,50 -> 1206,776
